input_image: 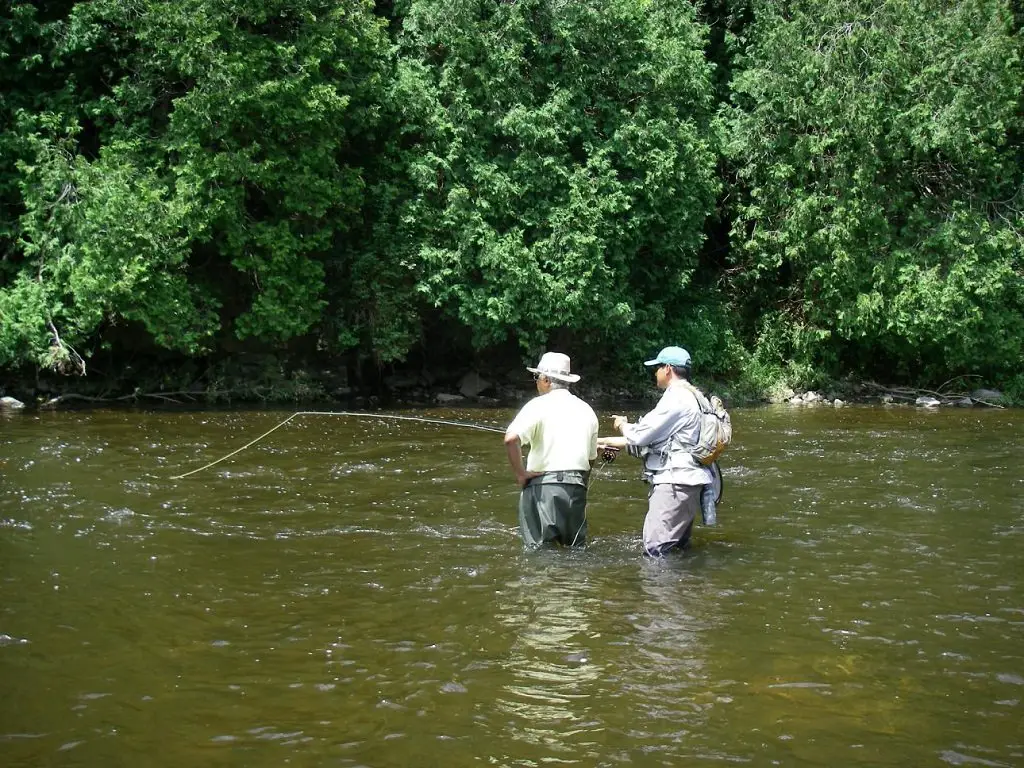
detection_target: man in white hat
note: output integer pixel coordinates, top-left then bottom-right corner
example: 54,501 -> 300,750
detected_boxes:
504,352 -> 599,547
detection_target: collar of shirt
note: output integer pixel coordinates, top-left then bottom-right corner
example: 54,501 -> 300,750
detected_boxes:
541,388 -> 573,398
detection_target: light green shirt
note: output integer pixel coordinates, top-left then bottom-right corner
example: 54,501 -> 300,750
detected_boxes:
506,389 -> 598,472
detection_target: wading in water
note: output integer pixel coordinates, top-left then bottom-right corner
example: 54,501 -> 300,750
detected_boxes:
598,346 -> 715,556
504,352 -> 599,548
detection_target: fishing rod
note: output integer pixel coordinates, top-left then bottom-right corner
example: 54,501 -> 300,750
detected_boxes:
172,408 -> 621,552
171,410 -> 506,480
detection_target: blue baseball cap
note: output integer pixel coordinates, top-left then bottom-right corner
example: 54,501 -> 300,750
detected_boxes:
644,346 -> 692,367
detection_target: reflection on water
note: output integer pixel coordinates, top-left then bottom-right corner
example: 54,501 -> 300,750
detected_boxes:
496,556 -> 605,758
494,555 -> 728,764
1,405 -> 1022,766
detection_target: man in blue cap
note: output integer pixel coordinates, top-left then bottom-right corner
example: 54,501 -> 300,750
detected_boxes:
598,346 -> 714,555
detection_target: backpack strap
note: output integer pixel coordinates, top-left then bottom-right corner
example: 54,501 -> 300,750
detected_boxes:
677,380 -> 712,414
658,383 -> 706,455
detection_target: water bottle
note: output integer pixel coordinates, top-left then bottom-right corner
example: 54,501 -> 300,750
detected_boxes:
700,483 -> 717,526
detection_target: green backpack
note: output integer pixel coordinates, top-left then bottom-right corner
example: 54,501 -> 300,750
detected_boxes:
680,382 -> 733,466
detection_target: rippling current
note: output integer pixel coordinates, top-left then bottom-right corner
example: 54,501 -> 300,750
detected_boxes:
1,405 -> 1022,767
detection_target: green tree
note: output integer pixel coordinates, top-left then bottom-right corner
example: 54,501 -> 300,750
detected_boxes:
383,0 -> 722,369
0,0 -> 390,370
726,0 -> 1024,385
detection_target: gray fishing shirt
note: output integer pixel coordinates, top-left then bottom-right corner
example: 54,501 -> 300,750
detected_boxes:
622,380 -> 714,487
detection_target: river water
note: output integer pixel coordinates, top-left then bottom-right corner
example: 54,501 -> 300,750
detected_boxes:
1,404 -> 1022,766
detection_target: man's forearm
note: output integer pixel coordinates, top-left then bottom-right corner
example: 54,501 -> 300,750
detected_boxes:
504,433 -> 525,476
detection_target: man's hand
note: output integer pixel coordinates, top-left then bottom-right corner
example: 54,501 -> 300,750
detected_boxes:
515,470 -> 543,488
597,435 -> 626,459
612,414 -> 630,433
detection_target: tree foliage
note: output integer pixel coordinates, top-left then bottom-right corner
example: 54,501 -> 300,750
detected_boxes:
726,0 -> 1023,383
1,0 -> 389,369
0,0 -> 1021,394
383,0 -> 719,366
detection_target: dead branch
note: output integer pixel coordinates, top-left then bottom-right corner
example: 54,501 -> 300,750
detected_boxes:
861,381 -> 1003,407
39,389 -> 225,408
40,393 -> 112,407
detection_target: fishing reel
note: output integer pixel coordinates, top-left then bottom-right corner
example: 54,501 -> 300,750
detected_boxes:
600,446 -> 620,463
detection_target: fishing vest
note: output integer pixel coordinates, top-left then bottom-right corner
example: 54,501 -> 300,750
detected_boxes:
627,385 -> 716,483
627,431 -> 702,481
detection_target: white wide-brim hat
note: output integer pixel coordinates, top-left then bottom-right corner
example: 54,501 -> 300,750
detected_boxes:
526,351 -> 581,383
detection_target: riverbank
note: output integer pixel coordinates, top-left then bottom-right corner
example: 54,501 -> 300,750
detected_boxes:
0,353 -> 1012,412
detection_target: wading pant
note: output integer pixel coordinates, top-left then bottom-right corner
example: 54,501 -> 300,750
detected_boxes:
643,482 -> 700,556
518,471 -> 589,548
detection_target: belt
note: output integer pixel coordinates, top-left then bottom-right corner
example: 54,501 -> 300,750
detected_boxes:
526,470 -> 590,486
